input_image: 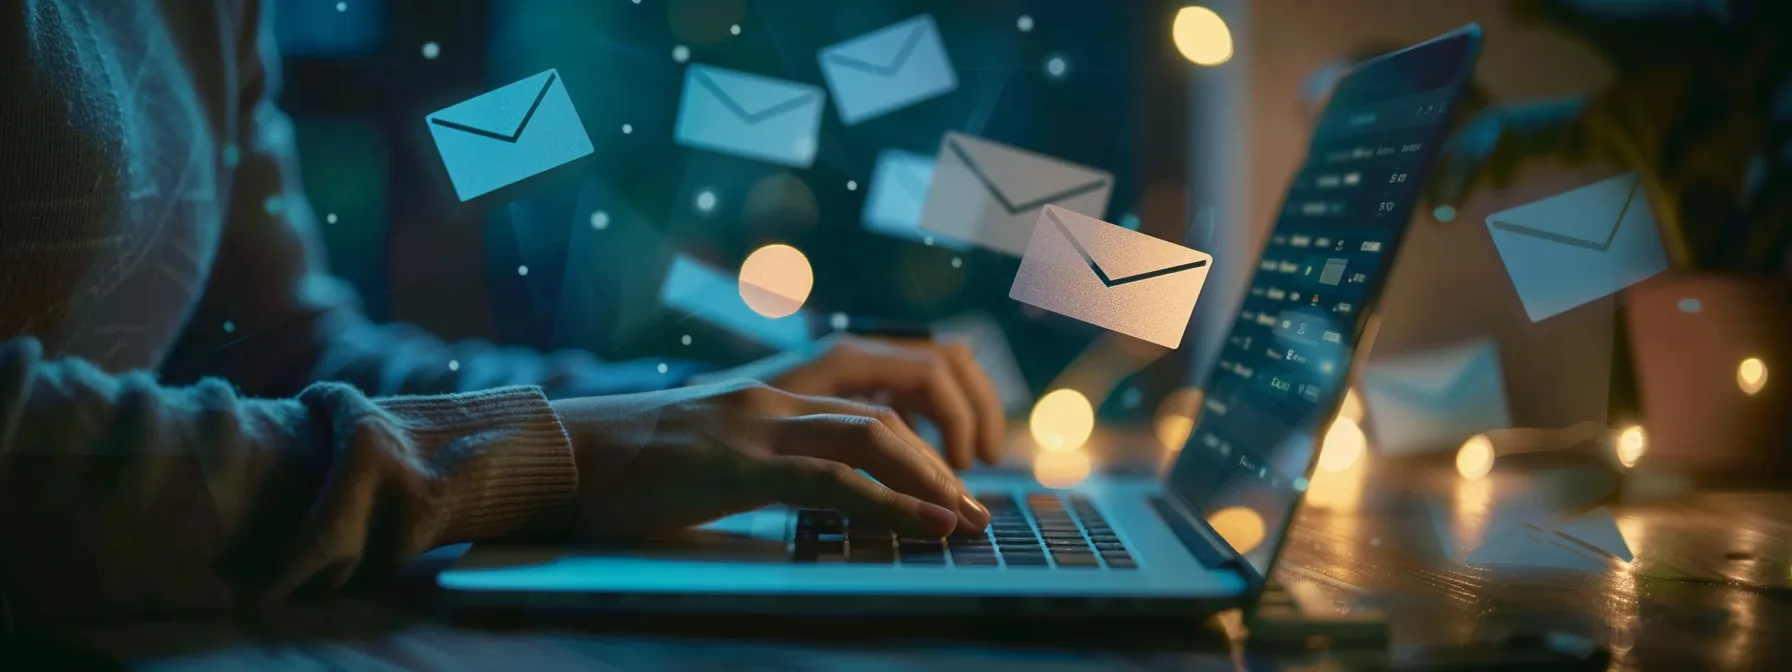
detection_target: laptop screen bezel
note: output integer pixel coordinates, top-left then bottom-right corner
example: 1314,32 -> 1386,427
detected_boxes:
1162,24 -> 1484,589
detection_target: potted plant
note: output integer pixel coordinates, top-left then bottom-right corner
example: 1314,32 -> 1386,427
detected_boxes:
1425,0 -> 1792,478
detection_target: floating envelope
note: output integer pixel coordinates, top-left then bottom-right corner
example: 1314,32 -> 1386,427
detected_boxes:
1486,173 -> 1669,322
426,69 -> 594,201
659,253 -> 814,351
933,312 -> 1033,412
1361,338 -> 1511,456
861,149 -> 968,250
1009,206 -> 1212,349
674,65 -> 826,168
920,132 -> 1113,257
818,15 -> 958,125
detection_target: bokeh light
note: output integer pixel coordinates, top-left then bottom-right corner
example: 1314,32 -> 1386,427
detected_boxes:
672,45 -> 690,62
737,244 -> 814,319
1030,389 -> 1095,453
1738,357 -> 1768,396
1017,15 -> 1034,32
1207,506 -> 1265,554
1033,450 -> 1093,489
1156,414 -> 1195,452
1455,434 -> 1495,479
1044,54 -> 1069,79
1171,6 -> 1233,66
421,41 -> 440,59
1317,416 -> 1366,472
1615,425 -> 1647,468
589,210 -> 610,230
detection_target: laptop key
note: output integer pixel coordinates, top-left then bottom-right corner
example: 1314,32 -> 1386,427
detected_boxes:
955,554 -> 1001,566
1053,554 -> 1101,568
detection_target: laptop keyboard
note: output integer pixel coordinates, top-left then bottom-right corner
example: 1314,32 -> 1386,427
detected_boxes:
791,492 -> 1137,569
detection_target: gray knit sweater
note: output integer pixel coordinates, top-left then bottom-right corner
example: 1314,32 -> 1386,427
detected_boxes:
0,1 -> 673,624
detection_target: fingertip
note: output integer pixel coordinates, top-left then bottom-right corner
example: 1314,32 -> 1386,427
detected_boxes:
917,502 -> 959,536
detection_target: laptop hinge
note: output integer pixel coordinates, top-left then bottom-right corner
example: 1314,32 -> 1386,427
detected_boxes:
1149,495 -> 1260,586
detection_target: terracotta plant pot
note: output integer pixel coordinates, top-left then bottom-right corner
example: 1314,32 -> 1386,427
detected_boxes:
1625,275 -> 1792,479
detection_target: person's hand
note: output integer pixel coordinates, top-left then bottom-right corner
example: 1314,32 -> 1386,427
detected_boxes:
551,381 -> 992,540
690,334 -> 1007,470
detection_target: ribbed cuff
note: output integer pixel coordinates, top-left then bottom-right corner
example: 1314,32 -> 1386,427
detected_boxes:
378,386 -> 578,546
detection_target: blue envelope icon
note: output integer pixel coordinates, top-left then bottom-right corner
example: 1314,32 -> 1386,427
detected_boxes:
674,65 -> 826,168
1361,338 -> 1512,456
818,15 -> 958,125
861,149 -> 968,250
426,69 -> 594,201
1486,173 -> 1669,322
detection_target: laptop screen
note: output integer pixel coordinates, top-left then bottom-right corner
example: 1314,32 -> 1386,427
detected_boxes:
1165,27 -> 1481,577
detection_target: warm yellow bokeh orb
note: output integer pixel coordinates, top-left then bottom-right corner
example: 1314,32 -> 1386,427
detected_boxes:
1029,389 -> 1096,453
1172,6 -> 1234,66
1156,414 -> 1195,452
1615,425 -> 1647,468
1317,416 -> 1366,473
737,244 -> 813,318
1738,357 -> 1768,396
1033,449 -> 1093,489
1455,434 -> 1495,480
1207,506 -> 1266,554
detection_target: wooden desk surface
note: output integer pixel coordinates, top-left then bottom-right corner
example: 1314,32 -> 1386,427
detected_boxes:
18,451 -> 1792,671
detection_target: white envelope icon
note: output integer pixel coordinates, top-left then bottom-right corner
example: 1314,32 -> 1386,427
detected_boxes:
933,312 -> 1033,413
1486,173 -> 1669,323
1361,338 -> 1512,456
1008,206 -> 1212,349
920,132 -> 1113,257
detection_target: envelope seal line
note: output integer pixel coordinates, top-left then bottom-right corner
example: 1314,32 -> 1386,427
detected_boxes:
1489,179 -> 1640,252
946,140 -> 1110,214
429,73 -> 558,143
823,22 -> 928,74
1046,209 -> 1208,287
692,71 -> 824,123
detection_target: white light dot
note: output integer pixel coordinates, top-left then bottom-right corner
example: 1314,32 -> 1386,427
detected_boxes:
657,362 -> 669,374
951,257 -> 963,268
336,1 -> 347,12
672,45 -> 690,63
421,41 -> 440,59
1046,56 -> 1068,78
1017,15 -> 1034,32
730,24 -> 741,36
222,320 -> 236,334
325,213 -> 338,224
695,190 -> 717,212
517,265 -> 529,276
621,123 -> 633,134
589,210 -> 610,230
846,180 -> 858,191
448,359 -> 460,372
922,235 -> 935,246
680,334 -> 693,346
1434,205 -> 1458,222
829,312 -> 850,331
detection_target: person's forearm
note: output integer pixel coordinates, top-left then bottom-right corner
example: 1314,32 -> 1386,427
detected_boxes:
0,338 -> 575,625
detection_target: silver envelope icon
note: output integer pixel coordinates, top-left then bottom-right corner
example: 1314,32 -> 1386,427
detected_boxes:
919,132 -> 1114,256
1009,206 -> 1213,349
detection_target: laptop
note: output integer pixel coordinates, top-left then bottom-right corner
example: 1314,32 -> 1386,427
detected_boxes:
440,25 -> 1483,617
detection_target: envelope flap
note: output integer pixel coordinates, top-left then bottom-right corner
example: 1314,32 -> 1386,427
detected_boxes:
1045,206 -> 1209,282
820,15 -> 934,73
428,70 -> 559,140
1364,338 -> 1498,397
690,66 -> 824,121
883,150 -> 934,198
946,133 -> 1111,214
1486,173 -> 1639,248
